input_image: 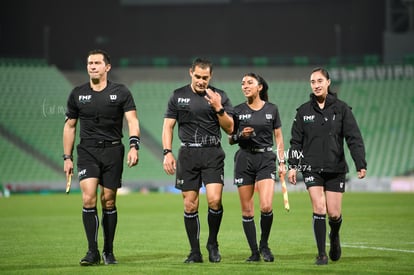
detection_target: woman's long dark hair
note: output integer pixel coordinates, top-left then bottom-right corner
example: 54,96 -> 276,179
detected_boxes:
244,72 -> 269,101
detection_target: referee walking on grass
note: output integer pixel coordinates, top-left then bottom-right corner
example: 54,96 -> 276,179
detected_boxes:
162,57 -> 233,263
229,73 -> 286,262
63,49 -> 141,266
288,67 -> 366,265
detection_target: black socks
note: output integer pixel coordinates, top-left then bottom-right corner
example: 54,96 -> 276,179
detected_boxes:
102,207 -> 118,253
82,207 -> 99,252
82,206 -> 118,253
260,211 -> 273,248
184,211 -> 201,253
207,207 -> 223,245
242,216 -> 258,252
313,213 -> 326,256
329,215 -> 342,236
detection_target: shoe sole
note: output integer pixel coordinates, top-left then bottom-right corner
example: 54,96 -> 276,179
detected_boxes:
263,258 -> 274,262
209,258 -> 221,263
184,260 -> 203,263
80,261 -> 100,266
103,260 -> 118,265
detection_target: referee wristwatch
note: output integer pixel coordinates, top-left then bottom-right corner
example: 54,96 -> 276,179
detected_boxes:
216,107 -> 225,116
163,149 -> 172,156
62,154 -> 73,161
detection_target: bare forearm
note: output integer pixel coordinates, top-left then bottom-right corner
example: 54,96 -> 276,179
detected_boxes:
63,123 -> 76,155
162,118 -> 176,149
275,128 -> 285,161
218,113 -> 234,135
128,118 -> 140,137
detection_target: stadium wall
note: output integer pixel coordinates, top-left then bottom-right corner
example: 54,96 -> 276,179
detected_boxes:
0,0 -> 385,69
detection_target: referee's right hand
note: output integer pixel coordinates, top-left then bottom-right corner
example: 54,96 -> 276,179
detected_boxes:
288,169 -> 297,185
63,159 -> 73,181
163,153 -> 176,175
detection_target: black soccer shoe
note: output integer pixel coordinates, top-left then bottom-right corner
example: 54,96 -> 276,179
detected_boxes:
315,255 -> 328,265
102,252 -> 118,265
246,251 -> 261,262
329,232 -> 342,261
184,251 -> 203,263
206,243 -> 221,263
80,250 -> 101,266
259,246 -> 274,262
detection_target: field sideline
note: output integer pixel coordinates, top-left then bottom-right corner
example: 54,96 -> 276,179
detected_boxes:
0,192 -> 413,274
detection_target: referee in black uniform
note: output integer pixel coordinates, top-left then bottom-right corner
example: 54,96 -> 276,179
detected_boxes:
288,67 -> 366,265
229,73 -> 286,262
63,49 -> 140,266
162,58 -> 234,263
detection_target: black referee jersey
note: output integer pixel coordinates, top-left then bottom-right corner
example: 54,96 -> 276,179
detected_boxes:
164,84 -> 233,144
233,101 -> 282,148
65,81 -> 136,140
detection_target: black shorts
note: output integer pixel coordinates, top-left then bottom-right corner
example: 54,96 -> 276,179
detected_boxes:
233,149 -> 277,187
175,146 -> 225,191
302,171 -> 346,193
76,142 -> 125,189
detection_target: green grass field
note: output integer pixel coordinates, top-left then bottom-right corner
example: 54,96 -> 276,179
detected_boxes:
0,192 -> 413,274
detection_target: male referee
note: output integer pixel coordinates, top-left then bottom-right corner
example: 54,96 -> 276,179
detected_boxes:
63,49 -> 140,266
162,57 -> 234,263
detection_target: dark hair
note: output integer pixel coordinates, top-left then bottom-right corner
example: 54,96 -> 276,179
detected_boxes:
244,72 -> 269,101
191,57 -> 213,74
88,49 -> 111,65
311,67 -> 335,94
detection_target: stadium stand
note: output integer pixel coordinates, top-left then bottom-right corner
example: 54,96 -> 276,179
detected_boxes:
339,79 -> 414,177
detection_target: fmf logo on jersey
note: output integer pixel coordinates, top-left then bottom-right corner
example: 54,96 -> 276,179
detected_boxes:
303,115 -> 315,123
79,95 -> 92,103
178,98 -> 190,104
110,95 -> 117,101
266,114 -> 273,120
239,114 -> 251,121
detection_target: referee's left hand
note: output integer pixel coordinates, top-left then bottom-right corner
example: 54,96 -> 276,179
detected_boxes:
127,148 -> 139,167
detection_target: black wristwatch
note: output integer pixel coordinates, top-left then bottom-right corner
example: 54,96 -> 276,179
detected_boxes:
130,143 -> 140,150
163,149 -> 172,156
62,154 -> 73,161
216,108 -> 225,115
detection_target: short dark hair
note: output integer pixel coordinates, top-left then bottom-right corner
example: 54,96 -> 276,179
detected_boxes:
244,72 -> 269,101
191,57 -> 213,74
87,49 -> 111,65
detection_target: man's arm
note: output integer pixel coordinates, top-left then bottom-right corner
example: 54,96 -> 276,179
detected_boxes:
162,118 -> 176,175
217,111 -> 234,135
63,118 -> 77,178
125,110 -> 140,167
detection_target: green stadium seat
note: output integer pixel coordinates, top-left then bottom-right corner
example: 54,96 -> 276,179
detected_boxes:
252,56 -> 269,67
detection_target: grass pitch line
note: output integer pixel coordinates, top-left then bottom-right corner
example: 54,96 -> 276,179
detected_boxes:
342,244 -> 414,254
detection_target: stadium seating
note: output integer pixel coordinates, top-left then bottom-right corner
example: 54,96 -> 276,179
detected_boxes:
339,79 -> 414,177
